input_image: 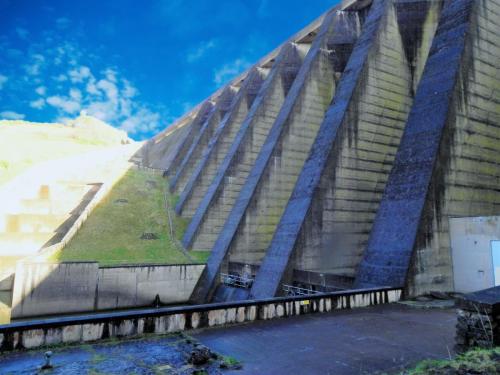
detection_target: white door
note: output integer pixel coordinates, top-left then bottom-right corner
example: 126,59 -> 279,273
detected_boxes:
450,216 -> 500,293
491,241 -> 500,286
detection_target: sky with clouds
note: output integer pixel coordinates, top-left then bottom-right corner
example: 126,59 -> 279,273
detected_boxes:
0,0 -> 338,140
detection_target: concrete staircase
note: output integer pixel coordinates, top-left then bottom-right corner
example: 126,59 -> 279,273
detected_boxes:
0,143 -> 141,277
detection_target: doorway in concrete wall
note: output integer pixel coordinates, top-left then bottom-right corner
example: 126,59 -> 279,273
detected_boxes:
449,216 -> 500,293
491,241 -> 500,286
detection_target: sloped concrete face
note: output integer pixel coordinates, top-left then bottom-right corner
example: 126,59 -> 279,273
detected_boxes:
170,87 -> 237,194
176,68 -> 268,218
143,0 -> 499,302
251,0 -> 443,299
356,0 -> 500,295
191,8 -> 365,303
142,122 -> 191,170
160,101 -> 214,176
182,42 -> 306,253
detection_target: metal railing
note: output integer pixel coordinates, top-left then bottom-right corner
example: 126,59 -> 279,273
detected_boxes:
283,284 -> 320,296
220,273 -> 254,289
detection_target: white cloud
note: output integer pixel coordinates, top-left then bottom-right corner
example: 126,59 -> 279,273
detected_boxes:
96,79 -> 118,103
120,108 -> 161,134
30,98 -> 46,109
213,58 -> 251,85
56,116 -> 72,124
56,17 -> 71,29
86,80 -> 100,96
35,86 -> 46,95
104,68 -> 117,83
69,88 -> 82,101
16,27 -> 29,40
53,74 -> 67,82
69,66 -> 91,83
187,39 -> 216,63
0,111 -> 25,120
25,54 -> 45,76
1,23 -> 163,139
85,101 -> 113,122
122,79 -> 137,98
47,95 -> 81,114
0,75 -> 8,90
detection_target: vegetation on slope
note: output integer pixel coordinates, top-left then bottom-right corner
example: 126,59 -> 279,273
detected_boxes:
49,168 -> 209,265
404,347 -> 500,374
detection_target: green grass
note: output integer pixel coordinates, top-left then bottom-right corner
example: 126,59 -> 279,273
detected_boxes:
221,355 -> 242,367
404,347 -> 500,374
50,168 -> 208,266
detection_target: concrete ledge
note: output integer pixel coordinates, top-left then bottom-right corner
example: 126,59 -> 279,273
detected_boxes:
0,287 -> 401,352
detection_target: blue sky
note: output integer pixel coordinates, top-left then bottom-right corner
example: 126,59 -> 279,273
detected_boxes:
0,0 -> 338,140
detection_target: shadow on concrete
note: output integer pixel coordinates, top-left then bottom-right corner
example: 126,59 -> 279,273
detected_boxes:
41,183 -> 102,248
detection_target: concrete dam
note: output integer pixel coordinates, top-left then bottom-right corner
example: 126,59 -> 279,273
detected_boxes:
143,0 -> 500,303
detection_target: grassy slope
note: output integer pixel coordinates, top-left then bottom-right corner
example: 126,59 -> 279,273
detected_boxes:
405,347 -> 500,374
50,168 -> 209,265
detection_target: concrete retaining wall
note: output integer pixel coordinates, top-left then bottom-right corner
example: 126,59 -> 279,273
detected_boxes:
10,262 -> 205,319
96,264 -> 205,310
0,287 -> 402,351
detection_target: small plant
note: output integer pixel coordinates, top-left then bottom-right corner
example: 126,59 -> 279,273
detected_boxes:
404,347 -> 500,374
220,355 -> 242,369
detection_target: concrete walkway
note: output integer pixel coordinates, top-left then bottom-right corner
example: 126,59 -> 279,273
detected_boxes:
0,304 -> 456,374
194,304 -> 456,375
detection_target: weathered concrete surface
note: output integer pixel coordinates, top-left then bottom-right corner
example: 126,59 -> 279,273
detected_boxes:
96,264 -> 205,310
251,0 -> 442,298
194,304 -> 456,375
136,0 -> 498,301
0,334 -> 228,375
154,101 -> 214,174
10,263 -> 205,319
176,68 -> 267,218
0,304 -> 455,374
223,9 -> 357,270
11,262 -> 98,319
191,7 -> 361,303
356,0 -> 500,295
170,88 -> 237,195
182,42 -> 306,252
251,1 -> 418,298
0,287 -> 400,351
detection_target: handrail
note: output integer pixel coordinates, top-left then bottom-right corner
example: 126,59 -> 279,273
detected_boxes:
221,273 -> 254,289
283,284 -> 320,296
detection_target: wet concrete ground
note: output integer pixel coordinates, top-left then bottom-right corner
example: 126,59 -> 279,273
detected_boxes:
0,334 -> 228,375
193,304 -> 456,375
0,304 -> 456,375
